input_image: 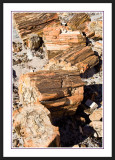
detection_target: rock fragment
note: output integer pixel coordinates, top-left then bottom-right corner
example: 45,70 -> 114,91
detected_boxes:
43,23 -> 86,59
89,121 -> 102,137
12,41 -> 23,53
13,13 -> 60,41
67,13 -> 91,31
18,70 -> 84,118
89,107 -> 102,121
13,104 -> 60,147
44,46 -> 99,73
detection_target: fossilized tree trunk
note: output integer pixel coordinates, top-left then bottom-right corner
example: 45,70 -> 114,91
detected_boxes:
44,46 -> 99,73
67,13 -> 91,31
18,70 -> 84,118
13,13 -> 60,40
13,104 -> 60,147
43,23 -> 86,59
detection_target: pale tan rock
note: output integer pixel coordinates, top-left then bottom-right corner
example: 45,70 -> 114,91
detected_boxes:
89,21 -> 103,40
72,145 -> 79,148
93,41 -> 102,57
89,121 -> 103,137
89,108 -> 102,121
13,104 -> 60,147
12,41 -> 22,53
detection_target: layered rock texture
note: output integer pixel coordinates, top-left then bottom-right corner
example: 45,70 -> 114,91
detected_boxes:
43,23 -> 86,59
12,12 -> 103,148
44,46 -> 99,73
89,107 -> 103,137
13,12 -> 60,47
18,70 -> 84,118
13,104 -> 60,147
67,13 -> 91,31
77,20 -> 103,40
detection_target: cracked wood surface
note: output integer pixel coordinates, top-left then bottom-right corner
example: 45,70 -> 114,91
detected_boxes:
19,70 -> 84,118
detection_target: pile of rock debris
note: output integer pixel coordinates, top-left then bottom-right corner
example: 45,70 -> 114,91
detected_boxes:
12,12 -> 103,148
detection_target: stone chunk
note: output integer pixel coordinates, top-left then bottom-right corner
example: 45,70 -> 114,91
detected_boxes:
12,41 -> 23,53
44,46 -> 99,73
89,107 -> 102,121
92,41 -> 102,57
27,34 -> 41,50
72,145 -> 79,148
13,12 -> 60,40
89,121 -> 102,137
43,24 -> 86,59
67,13 -> 91,31
13,104 -> 60,147
77,20 -> 103,40
18,70 -> 84,118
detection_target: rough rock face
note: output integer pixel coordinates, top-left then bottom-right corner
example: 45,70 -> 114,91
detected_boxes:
13,104 -> 60,147
89,107 -> 102,121
92,41 -> 102,57
27,34 -> 41,50
44,46 -> 99,73
89,21 -> 102,40
43,23 -> 86,59
13,41 -> 23,53
13,13 -> 60,40
18,70 -> 84,118
89,121 -> 102,137
88,107 -> 103,138
77,20 -> 103,40
67,13 -> 91,31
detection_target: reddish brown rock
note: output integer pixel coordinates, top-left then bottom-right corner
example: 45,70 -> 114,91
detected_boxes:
44,46 -> 99,73
43,24 -> 86,59
67,13 -> 91,31
13,104 -> 60,147
77,20 -> 103,40
18,70 -> 84,118
13,12 -> 60,42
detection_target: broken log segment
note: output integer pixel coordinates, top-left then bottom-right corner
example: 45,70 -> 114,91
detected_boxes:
67,13 -> 91,31
43,23 -> 86,59
44,46 -> 99,73
18,70 -> 84,118
13,104 -> 60,147
13,12 -> 60,43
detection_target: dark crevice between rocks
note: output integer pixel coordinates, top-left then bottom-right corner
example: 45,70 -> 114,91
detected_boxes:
83,84 -> 102,105
51,84 -> 102,147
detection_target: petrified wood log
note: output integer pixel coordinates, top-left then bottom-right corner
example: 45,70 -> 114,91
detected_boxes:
44,46 -> 99,73
18,70 -> 84,118
13,13 -> 60,40
13,104 -> 60,147
43,24 -> 86,59
77,20 -> 103,40
67,13 -> 91,31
